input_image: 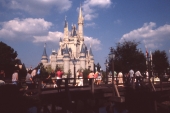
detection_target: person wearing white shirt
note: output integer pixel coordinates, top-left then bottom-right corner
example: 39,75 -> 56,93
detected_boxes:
129,69 -> 134,83
135,71 -> 142,86
12,70 -> 19,85
118,72 -> 123,86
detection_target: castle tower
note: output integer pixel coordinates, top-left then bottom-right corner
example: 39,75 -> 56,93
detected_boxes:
89,46 -> 94,70
59,37 -> 62,47
78,5 -> 84,44
56,47 -> 63,65
51,50 -> 57,70
79,44 -> 86,69
41,43 -> 48,64
63,44 -> 70,73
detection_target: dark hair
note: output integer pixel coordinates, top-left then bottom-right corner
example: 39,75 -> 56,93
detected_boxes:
28,70 -> 32,74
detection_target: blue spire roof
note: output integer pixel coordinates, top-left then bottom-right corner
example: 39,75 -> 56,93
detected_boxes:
65,44 -> 69,54
63,44 -> 70,58
60,37 -> 62,42
64,16 -> 67,28
89,47 -> 93,56
73,26 -> 77,36
42,43 -> 47,57
80,44 -> 85,53
80,44 -> 86,58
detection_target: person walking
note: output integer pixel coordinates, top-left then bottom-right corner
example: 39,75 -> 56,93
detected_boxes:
0,70 -> 5,85
31,68 -> 38,87
25,70 -> 34,89
94,71 -> 98,84
118,72 -> 123,86
0,70 -> 5,81
96,72 -> 102,85
129,69 -> 134,83
88,71 -> 93,78
56,68 -> 63,92
88,71 -> 94,85
12,70 -> 19,85
75,70 -> 80,86
51,70 -> 57,88
124,73 -> 130,85
135,70 -> 142,87
146,70 -> 149,79
78,70 -> 83,86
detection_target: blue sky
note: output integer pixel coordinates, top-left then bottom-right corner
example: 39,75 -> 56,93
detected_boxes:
0,0 -> 170,70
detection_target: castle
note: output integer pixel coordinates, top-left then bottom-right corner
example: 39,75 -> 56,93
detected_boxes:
41,6 -> 94,77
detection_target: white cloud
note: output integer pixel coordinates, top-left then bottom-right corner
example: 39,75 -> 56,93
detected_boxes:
82,0 -> 112,20
84,14 -> 98,21
120,22 -> 170,49
85,22 -> 96,27
1,0 -> 72,15
84,0 -> 111,8
84,36 -> 101,50
0,18 -> 101,51
0,18 -> 52,39
33,31 -> 63,43
114,19 -> 121,24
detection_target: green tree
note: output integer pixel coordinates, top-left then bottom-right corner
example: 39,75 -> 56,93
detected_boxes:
83,68 -> 90,78
0,41 -> 18,78
113,40 -> 146,73
40,66 -> 49,78
83,68 -> 90,84
152,50 -> 169,76
19,63 -> 27,79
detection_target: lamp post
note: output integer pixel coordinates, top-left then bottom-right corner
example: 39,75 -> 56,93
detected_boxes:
146,56 -> 151,78
73,57 -> 76,85
108,47 -> 115,84
105,59 -> 109,84
146,52 -> 153,81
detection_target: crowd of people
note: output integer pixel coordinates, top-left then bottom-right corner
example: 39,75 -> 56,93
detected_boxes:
107,69 -> 151,87
25,67 -> 64,92
1,67 -> 169,90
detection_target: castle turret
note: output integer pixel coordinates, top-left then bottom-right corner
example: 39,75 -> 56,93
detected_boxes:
89,46 -> 94,70
63,44 -> 70,73
59,37 -> 62,46
56,47 -> 63,62
41,43 -> 48,63
50,50 -> 57,70
78,5 -> 84,42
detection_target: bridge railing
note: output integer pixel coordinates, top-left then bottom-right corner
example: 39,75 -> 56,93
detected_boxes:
3,75 -> 170,96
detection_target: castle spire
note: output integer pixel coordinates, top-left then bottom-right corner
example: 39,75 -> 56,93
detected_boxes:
89,46 -> 93,56
65,44 -> 69,55
64,16 -> 67,28
60,37 -> 62,42
64,16 -> 69,42
41,43 -> 48,63
42,43 -> 47,56
78,4 -> 84,40
79,4 -> 83,18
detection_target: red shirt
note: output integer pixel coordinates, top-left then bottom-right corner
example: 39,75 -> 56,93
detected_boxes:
56,71 -> 63,79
